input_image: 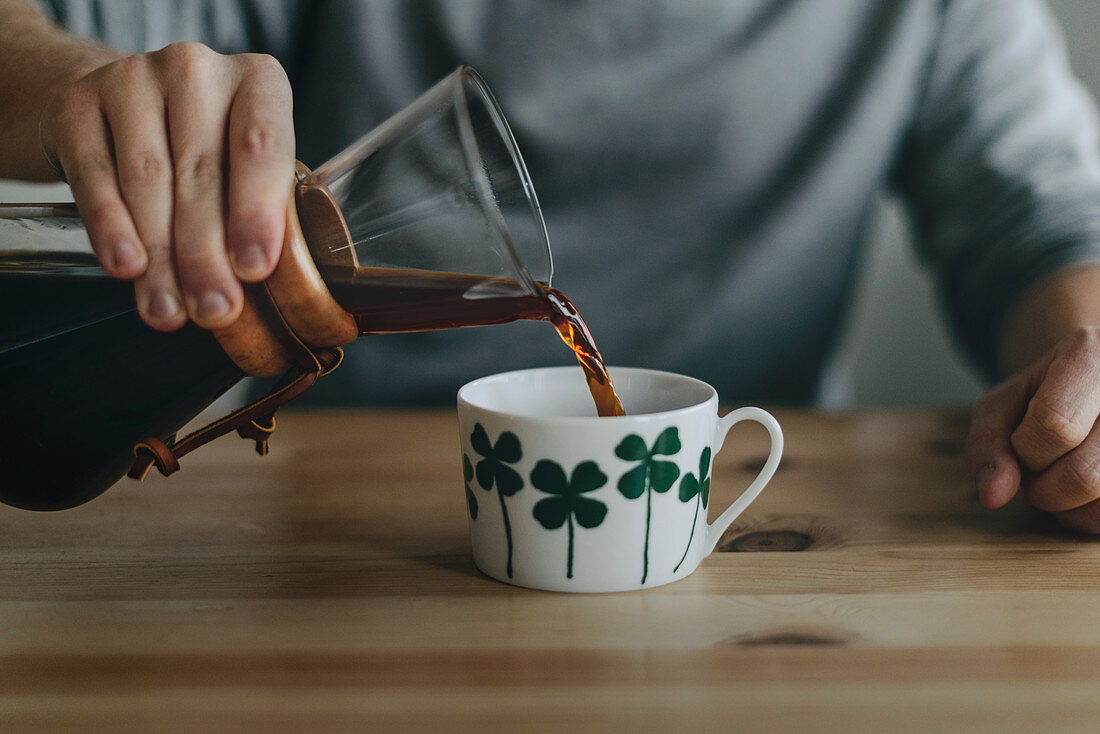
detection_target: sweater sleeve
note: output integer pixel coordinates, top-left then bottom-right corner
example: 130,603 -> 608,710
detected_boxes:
895,0 -> 1100,377
28,0 -> 301,59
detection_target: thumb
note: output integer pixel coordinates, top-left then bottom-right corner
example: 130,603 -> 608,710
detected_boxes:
967,371 -> 1032,509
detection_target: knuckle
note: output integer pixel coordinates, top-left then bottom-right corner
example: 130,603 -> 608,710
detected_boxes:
1027,403 -> 1087,452
243,53 -> 288,83
1062,453 -> 1100,502
236,123 -> 280,159
1069,326 -> 1100,354
175,153 -> 222,192
156,41 -> 216,79
119,150 -> 171,187
1052,326 -> 1100,366
103,55 -> 147,86
160,41 -> 214,60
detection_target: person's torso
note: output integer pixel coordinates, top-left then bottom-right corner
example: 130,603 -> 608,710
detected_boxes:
36,0 -> 941,403
286,0 -> 936,405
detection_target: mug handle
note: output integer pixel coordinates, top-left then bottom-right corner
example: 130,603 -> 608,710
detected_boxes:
704,407 -> 784,555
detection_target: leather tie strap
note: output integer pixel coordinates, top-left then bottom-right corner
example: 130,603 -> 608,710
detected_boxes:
236,415 -> 277,456
128,281 -> 346,481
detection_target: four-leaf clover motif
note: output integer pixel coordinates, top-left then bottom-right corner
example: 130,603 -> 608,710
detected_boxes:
615,427 -> 681,583
465,422 -> 719,584
530,460 -> 609,579
471,423 -> 525,578
463,454 -> 477,519
674,447 -> 711,572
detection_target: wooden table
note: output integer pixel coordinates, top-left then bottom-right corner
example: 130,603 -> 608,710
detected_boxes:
1,409 -> 1099,733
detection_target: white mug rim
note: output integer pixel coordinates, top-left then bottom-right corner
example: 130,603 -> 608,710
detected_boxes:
456,365 -> 719,425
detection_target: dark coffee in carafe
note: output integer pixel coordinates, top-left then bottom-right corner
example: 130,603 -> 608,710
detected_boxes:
0,219 -> 622,511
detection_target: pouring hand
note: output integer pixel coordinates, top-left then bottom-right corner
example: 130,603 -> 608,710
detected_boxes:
38,42 -> 295,331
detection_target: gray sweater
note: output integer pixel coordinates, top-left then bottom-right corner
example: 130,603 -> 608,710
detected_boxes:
35,0 -> 1100,404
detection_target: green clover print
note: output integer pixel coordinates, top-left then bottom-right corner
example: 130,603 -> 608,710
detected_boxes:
463,454 -> 477,520
471,423 -> 524,578
674,447 -> 711,573
616,427 -> 681,584
531,460 -> 609,580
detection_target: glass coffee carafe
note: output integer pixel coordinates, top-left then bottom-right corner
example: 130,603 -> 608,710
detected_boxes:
0,66 -> 555,510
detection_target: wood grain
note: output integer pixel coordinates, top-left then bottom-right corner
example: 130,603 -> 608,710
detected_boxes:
2,408 -> 1099,733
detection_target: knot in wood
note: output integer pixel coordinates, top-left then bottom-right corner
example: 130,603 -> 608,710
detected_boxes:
720,530 -> 814,552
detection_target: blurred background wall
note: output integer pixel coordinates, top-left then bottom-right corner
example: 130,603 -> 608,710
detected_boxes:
818,0 -> 1100,408
2,0 -> 1099,409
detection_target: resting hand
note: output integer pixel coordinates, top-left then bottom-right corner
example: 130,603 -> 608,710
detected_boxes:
38,42 -> 295,331
968,327 -> 1100,533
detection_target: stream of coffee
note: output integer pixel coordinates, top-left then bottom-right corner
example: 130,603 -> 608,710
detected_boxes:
322,266 -> 626,417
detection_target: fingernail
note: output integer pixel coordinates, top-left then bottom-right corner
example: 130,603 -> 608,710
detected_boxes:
112,240 -> 140,269
976,463 -> 995,489
233,246 -> 268,278
148,291 -> 182,321
195,291 -> 231,321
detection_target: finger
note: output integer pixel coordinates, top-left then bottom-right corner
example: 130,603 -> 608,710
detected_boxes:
1021,425 -> 1100,512
1053,497 -> 1100,535
966,376 -> 1027,509
225,55 -> 295,281
1011,331 -> 1100,472
163,44 -> 242,329
44,85 -> 145,281
102,61 -> 186,331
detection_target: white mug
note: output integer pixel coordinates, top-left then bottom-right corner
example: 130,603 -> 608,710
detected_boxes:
457,367 -> 783,592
